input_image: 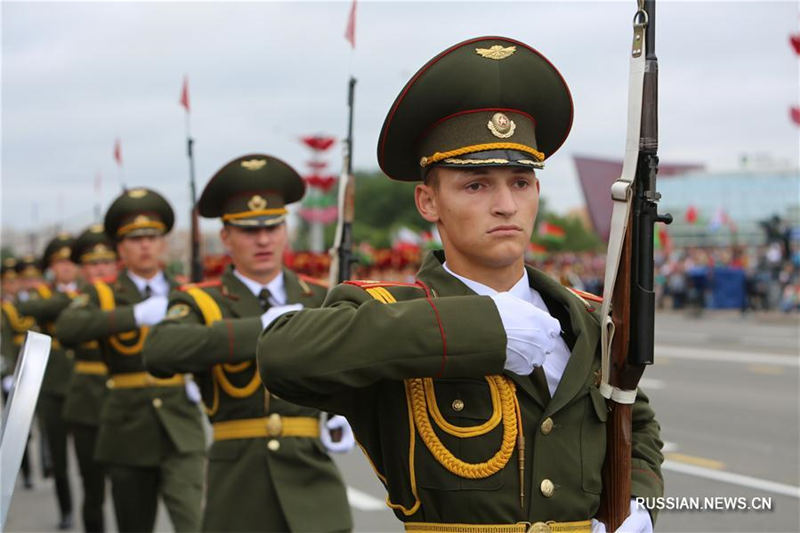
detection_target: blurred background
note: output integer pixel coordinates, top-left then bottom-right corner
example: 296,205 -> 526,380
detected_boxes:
2,1 -> 798,532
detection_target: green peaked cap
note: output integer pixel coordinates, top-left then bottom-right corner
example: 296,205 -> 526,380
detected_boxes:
41,233 -> 76,269
72,224 -> 117,264
378,36 -> 573,181
104,187 -> 175,240
198,153 -> 305,227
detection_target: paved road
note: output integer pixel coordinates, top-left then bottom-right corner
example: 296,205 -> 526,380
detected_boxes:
4,311 -> 798,532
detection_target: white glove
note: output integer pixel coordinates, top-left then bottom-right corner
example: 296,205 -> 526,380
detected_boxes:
2,375 -> 14,393
591,500 -> 653,533
260,303 -> 303,330
490,292 -> 561,375
133,296 -> 168,326
184,379 -> 202,404
320,414 -> 355,453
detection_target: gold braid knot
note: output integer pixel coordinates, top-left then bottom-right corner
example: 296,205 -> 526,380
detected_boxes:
405,375 -> 518,478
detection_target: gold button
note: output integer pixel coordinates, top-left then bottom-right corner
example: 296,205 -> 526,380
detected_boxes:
452,399 -> 464,412
266,413 -> 282,437
267,439 -> 280,451
540,479 -> 555,498
152,398 -> 162,409
540,417 -> 554,435
528,523 -> 551,533
106,379 -> 115,389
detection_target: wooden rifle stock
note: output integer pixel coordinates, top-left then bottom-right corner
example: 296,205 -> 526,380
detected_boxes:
597,1 -> 669,529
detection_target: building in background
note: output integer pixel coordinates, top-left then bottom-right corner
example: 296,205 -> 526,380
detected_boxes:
574,154 -> 799,248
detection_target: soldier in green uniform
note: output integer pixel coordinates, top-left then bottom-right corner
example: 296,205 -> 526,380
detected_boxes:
1,256 -> 35,489
257,37 -> 663,533
59,224 -> 119,532
143,154 -> 353,532
15,235 -> 79,530
54,188 -> 206,533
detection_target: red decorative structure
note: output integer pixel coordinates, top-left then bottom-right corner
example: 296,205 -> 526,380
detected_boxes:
300,135 -> 340,251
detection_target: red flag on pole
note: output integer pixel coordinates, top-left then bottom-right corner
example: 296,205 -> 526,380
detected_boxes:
790,106 -> 800,126
180,76 -> 190,112
344,0 -> 357,48
113,139 -> 123,166
790,33 -> 800,55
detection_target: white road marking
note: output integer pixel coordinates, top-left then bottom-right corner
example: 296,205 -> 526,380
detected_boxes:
663,460 -> 800,498
662,441 -> 678,453
638,378 -> 665,390
656,345 -> 799,367
347,486 -> 386,511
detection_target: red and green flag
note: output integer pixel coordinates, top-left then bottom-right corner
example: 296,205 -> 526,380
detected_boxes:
538,221 -> 565,242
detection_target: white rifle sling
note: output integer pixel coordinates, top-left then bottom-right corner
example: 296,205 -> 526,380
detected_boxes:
599,9 -> 649,405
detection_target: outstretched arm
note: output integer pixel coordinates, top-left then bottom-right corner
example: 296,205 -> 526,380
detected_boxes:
144,291 -> 262,377
258,282 -> 507,413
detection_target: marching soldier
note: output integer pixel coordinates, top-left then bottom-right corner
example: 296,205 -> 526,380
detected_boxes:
54,188 -> 205,532
15,235 -> 79,530
257,37 -> 663,532
1,256 -> 34,489
143,154 -> 353,532
59,225 -> 119,532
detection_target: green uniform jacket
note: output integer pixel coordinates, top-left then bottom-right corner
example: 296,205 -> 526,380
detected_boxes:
258,251 -> 664,525
143,266 -> 352,532
16,285 -> 75,396
54,270 -> 205,467
59,281 -> 109,427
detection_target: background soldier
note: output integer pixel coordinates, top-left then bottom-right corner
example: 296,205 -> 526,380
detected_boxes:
59,224 -> 119,533
1,256 -> 35,490
15,234 -> 79,530
54,188 -> 205,532
144,154 -> 353,532
257,37 -> 663,532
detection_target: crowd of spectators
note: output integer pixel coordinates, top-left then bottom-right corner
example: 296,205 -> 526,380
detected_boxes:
525,243 -> 800,314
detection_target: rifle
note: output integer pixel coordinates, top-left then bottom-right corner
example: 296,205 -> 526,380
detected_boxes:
597,1 -> 671,529
329,76 -> 358,286
187,137 -> 203,283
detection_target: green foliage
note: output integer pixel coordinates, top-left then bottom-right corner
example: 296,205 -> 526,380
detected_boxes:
0,246 -> 15,261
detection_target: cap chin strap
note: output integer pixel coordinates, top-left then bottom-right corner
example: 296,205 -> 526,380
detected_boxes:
599,16 -> 648,405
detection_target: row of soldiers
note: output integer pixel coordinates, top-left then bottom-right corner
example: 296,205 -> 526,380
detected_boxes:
1,154 -> 356,532
2,35 -> 663,533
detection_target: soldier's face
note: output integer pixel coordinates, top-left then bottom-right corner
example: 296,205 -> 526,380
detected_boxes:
50,258 -> 78,284
415,166 -> 539,270
220,224 -> 287,282
1,277 -> 19,296
82,260 -> 118,281
116,235 -> 166,277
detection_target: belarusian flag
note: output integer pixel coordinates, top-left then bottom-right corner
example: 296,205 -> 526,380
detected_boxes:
538,221 -> 565,242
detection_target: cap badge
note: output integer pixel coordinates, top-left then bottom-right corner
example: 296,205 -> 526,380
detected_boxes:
94,244 -> 108,253
247,195 -> 268,211
475,45 -> 516,60
56,246 -> 71,258
128,188 -> 148,198
241,159 -> 267,171
134,215 -> 151,224
488,112 -> 516,138
90,224 -> 104,233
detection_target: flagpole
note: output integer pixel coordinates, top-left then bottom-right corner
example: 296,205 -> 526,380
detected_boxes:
114,138 -> 125,191
182,76 -> 203,282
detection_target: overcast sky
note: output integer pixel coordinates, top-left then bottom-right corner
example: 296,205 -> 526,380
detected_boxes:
2,0 -> 798,240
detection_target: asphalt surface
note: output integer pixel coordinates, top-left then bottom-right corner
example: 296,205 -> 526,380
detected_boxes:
3,310 -> 798,532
